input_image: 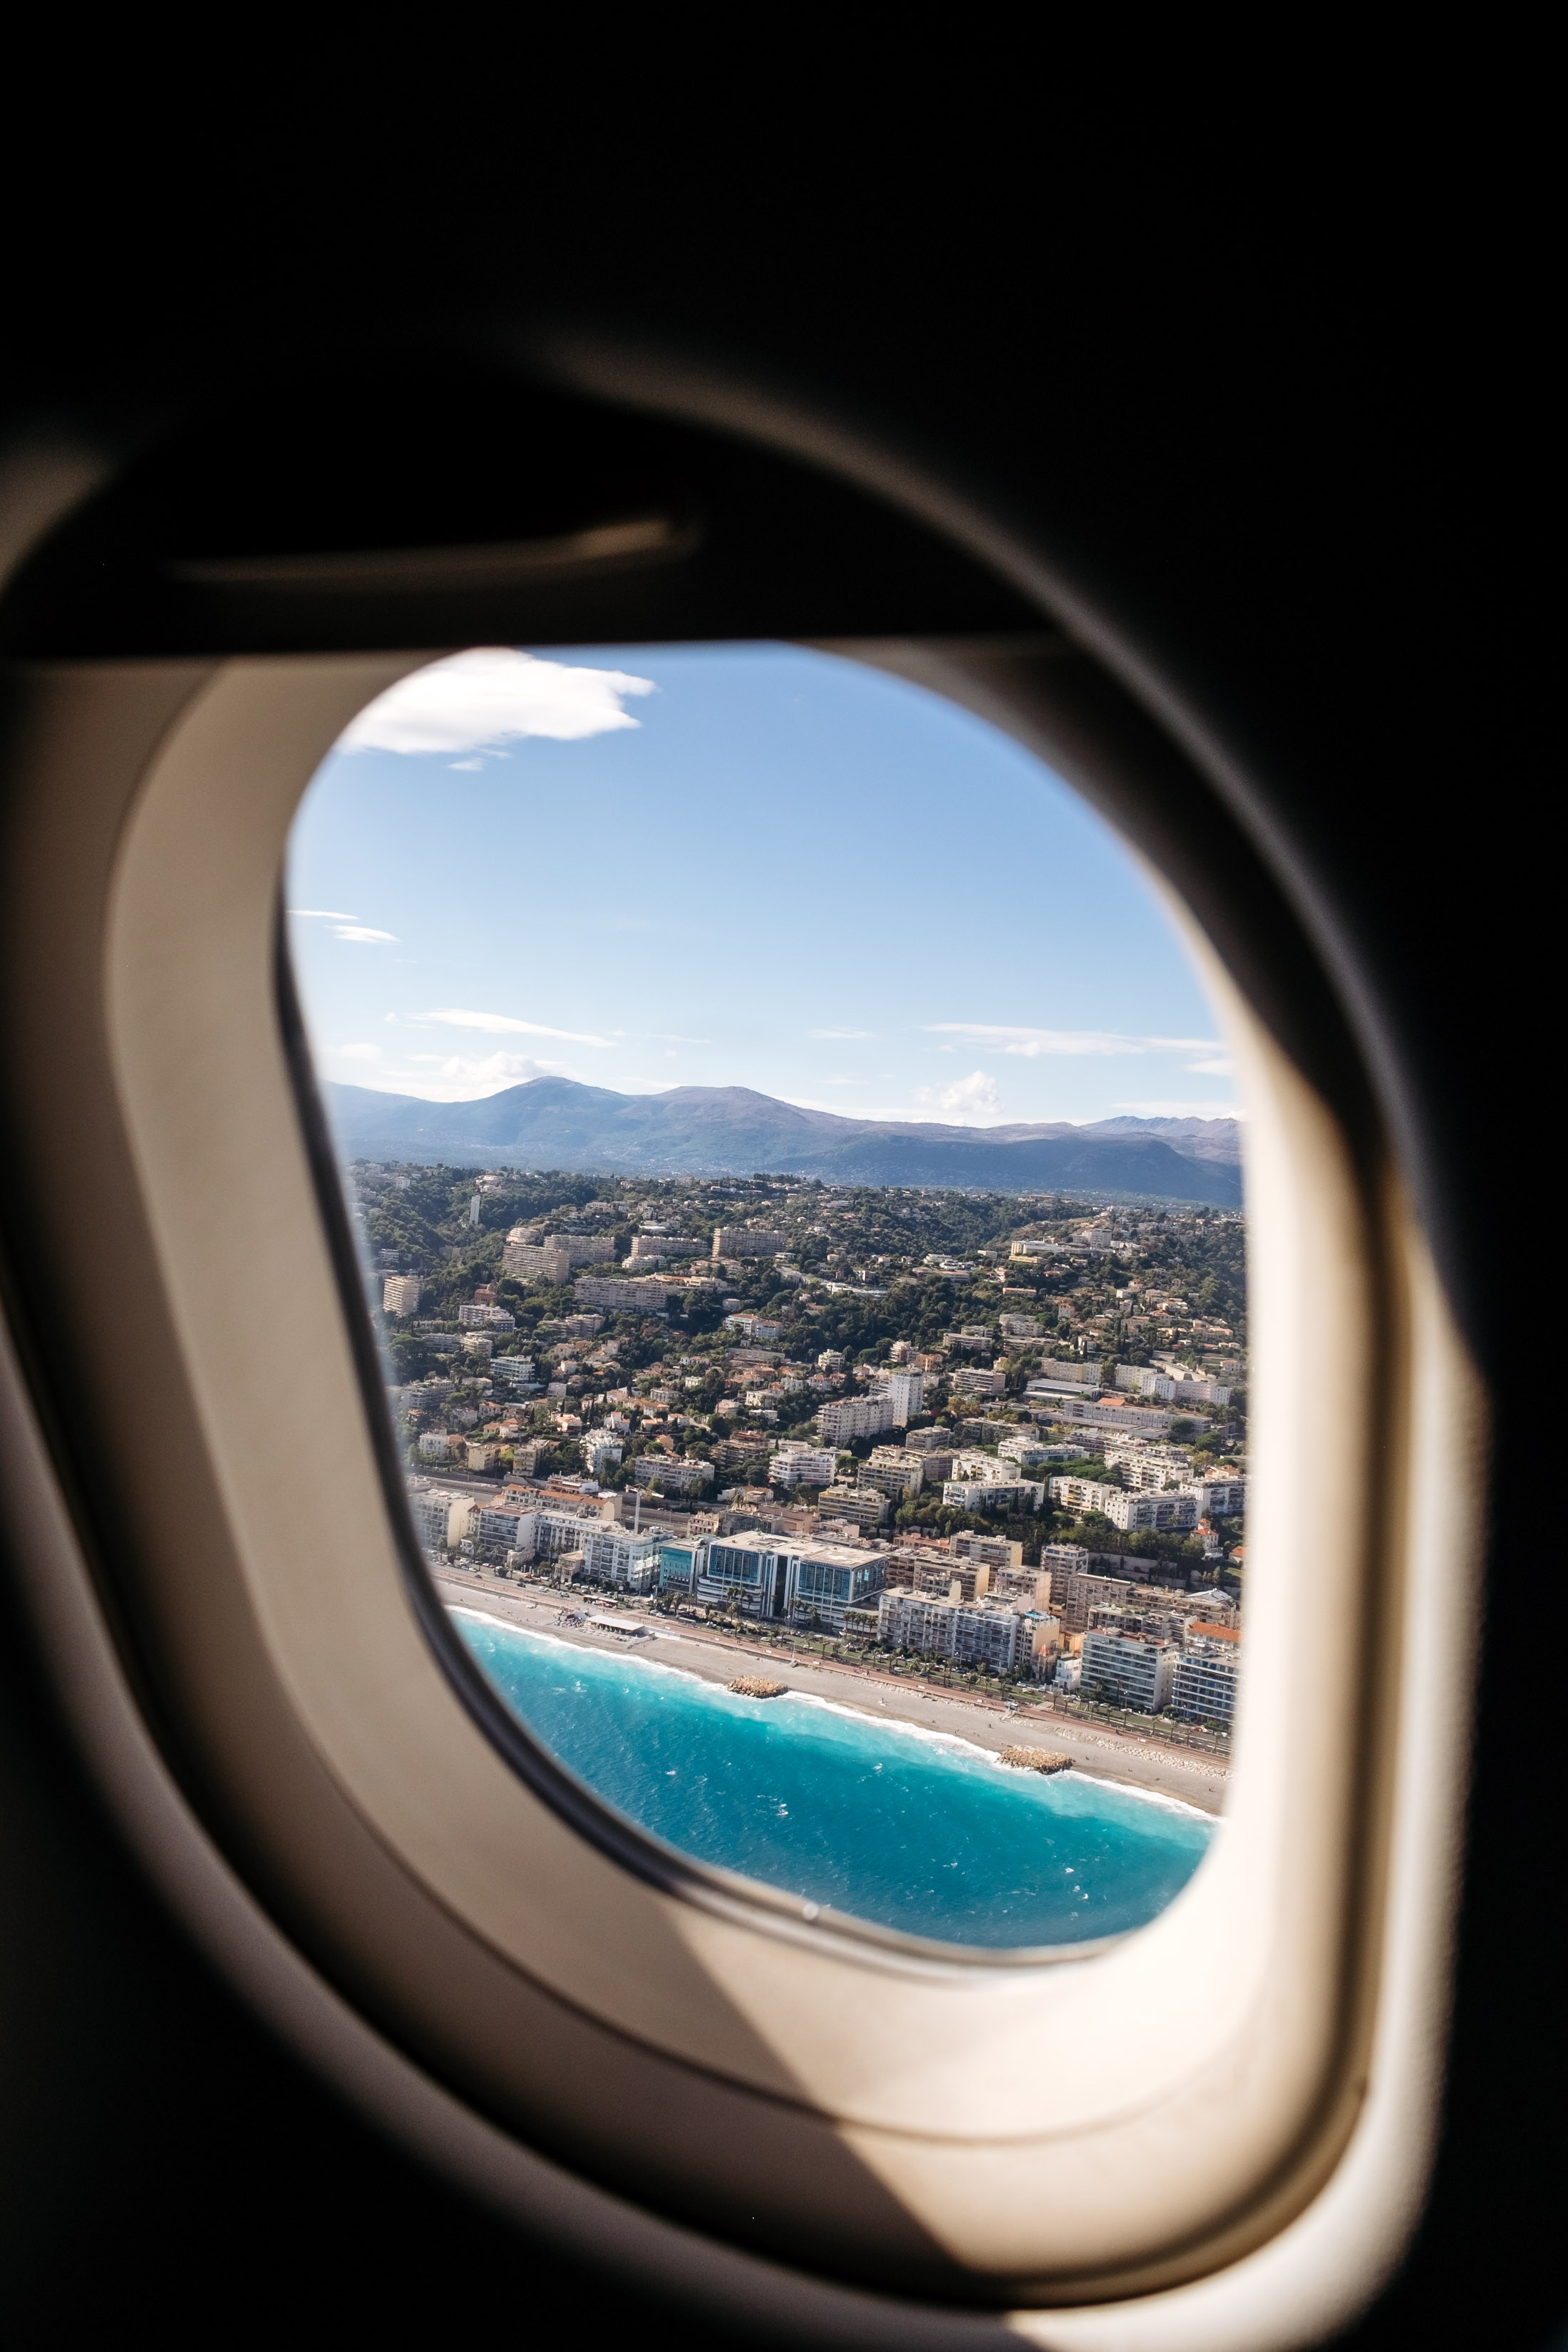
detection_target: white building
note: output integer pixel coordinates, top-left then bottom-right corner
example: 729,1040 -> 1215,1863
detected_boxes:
872,1367 -> 925,1425
1172,1625 -> 1242,1725
1102,1441 -> 1195,1490
1187,1474 -> 1247,1516
770,1443 -> 838,1487
877,1589 -> 1036,1674
996,1433 -> 1059,1468
629,1234 -> 701,1261
859,1448 -> 924,1499
407,1485 -> 475,1550
949,1364 -> 1006,1398
1080,1628 -> 1178,1711
1115,1363 -> 1177,1399
1047,1475 -> 1199,1532
942,1477 -> 1046,1514
383,1274 -> 422,1315
817,1393 -> 897,1445
631,1454 -> 712,1493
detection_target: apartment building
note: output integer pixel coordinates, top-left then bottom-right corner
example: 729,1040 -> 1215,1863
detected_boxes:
880,1548 -> 992,1601
904,1425 -> 954,1454
815,1483 -> 889,1530
817,1393 -> 897,1444
1080,1627 -> 1178,1711
988,1563 -> 1053,1609
942,1476 -> 1046,1514
407,1485 -> 474,1551
631,1454 -> 712,1493
1188,1474 -> 1247,1515
712,1227 -> 790,1258
858,1448 -> 924,1499
877,1589 -> 1037,1675
383,1274 -> 423,1315
1048,1475 -> 1200,1532
872,1367 -> 925,1425
1101,1441 -> 1195,1490
628,1234 -> 702,1262
574,1275 -> 671,1310
951,1531 -> 1024,1572
770,1443 -> 838,1487
1172,1624 -> 1242,1726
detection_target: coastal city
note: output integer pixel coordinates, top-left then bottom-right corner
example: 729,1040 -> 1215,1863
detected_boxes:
355,1164 -> 1247,1790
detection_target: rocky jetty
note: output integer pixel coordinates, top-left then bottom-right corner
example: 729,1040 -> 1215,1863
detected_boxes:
728,1676 -> 788,1699
999,1746 -> 1073,1775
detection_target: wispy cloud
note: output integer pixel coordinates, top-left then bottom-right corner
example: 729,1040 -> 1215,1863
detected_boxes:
927,1023 -> 1222,1058
810,1026 -> 876,1040
336,648 -> 656,757
289,907 -> 359,921
915,1070 -> 1005,1120
383,1050 -> 586,1100
427,1006 -> 612,1046
334,926 -> 398,944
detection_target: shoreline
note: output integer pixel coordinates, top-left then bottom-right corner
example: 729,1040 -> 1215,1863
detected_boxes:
432,1567 -> 1229,1817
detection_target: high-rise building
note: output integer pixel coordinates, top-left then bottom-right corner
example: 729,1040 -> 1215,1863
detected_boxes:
816,1393 -> 897,1444
383,1274 -> 422,1315
1080,1628 -> 1178,1711
876,1368 -> 924,1425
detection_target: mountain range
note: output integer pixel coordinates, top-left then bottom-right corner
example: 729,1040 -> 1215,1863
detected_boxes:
321,1078 -> 1242,1205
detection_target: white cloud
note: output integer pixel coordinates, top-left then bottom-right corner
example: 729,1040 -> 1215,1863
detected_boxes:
927,1023 -> 1222,1058
334,925 -> 398,944
336,1043 -> 381,1061
381,1051 -> 585,1100
914,1071 -> 1006,1120
426,1006 -> 612,1046
810,1026 -> 875,1040
1185,1056 -> 1234,1076
289,907 -> 359,920
336,648 -> 656,756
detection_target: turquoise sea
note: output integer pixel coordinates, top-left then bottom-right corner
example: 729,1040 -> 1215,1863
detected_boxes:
455,1613 -> 1213,1947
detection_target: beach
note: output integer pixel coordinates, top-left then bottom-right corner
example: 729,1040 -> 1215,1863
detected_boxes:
432,1566 -> 1229,1817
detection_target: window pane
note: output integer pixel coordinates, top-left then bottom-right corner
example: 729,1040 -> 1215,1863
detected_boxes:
285,643 -> 1247,1951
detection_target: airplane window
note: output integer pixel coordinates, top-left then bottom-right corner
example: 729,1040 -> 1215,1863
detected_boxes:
284,641 -> 1248,1953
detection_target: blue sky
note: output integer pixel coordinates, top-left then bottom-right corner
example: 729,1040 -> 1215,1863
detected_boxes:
285,643 -> 1237,1128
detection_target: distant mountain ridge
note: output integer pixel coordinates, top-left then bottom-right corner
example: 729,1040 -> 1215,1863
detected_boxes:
321,1078 -> 1242,1205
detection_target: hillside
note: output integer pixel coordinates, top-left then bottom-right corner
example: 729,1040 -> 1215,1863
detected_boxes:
320,1078 -> 1242,1204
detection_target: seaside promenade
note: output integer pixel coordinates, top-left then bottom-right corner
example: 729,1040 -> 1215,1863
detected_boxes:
431,1565 -> 1229,1817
